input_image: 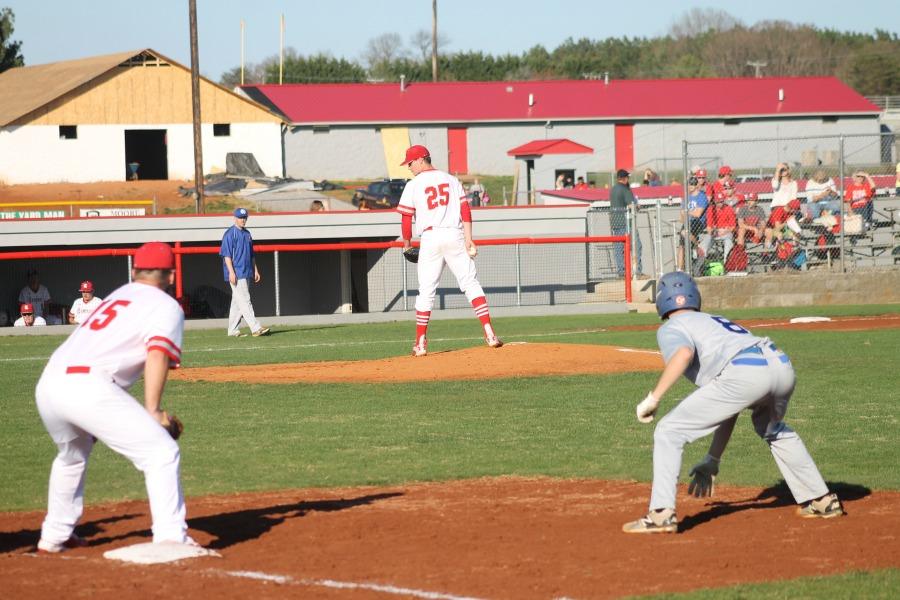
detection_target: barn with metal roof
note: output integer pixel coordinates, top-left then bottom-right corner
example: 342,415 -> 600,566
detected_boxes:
240,77 -> 881,194
0,49 -> 284,185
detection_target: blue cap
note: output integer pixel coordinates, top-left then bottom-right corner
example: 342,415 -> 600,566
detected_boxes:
234,208 -> 248,218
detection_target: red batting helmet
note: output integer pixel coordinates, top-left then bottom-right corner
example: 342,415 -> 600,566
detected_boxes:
134,242 -> 175,270
79,281 -> 94,293
20,303 -> 34,314
401,145 -> 430,166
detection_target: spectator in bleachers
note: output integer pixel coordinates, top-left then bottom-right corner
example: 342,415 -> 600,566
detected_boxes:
699,192 -> 737,263
642,169 -> 661,186
712,165 -> 735,197
678,174 -> 710,270
805,170 -> 841,221
844,170 -> 876,227
18,269 -> 60,325
68,281 -> 103,325
895,162 -> 900,195
736,193 -> 767,246
555,174 -> 566,190
771,162 -> 797,212
766,198 -> 803,249
14,303 -> 46,327
574,177 -> 589,190
721,180 -> 744,208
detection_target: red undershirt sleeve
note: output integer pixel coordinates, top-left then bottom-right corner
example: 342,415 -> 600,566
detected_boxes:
460,201 -> 472,223
401,213 -> 413,241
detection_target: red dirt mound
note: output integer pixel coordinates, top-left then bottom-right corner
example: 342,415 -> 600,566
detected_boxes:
171,343 -> 664,385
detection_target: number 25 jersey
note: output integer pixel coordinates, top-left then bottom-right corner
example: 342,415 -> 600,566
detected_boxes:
397,169 -> 468,236
44,282 -> 183,388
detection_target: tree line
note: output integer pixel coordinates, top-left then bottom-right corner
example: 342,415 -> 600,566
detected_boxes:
220,8 -> 900,96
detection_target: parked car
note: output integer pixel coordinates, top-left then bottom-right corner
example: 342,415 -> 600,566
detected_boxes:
351,179 -> 408,209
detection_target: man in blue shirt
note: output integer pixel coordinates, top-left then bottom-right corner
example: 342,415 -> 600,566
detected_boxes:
220,208 -> 270,337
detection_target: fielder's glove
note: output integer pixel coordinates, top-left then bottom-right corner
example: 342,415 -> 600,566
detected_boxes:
635,392 -> 659,424
688,454 -> 719,498
403,247 -> 420,264
161,411 -> 184,440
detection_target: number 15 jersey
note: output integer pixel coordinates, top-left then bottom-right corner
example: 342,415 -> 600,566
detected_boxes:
44,282 -> 183,389
397,169 -> 468,236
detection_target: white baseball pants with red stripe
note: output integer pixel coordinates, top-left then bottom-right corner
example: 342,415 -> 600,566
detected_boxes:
414,228 -> 484,313
35,370 -> 189,545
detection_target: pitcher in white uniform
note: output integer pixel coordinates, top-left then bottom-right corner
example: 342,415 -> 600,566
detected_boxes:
624,271 -> 843,533
35,242 -> 197,552
397,145 -> 502,356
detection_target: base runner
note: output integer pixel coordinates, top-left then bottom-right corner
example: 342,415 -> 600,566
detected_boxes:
35,242 -> 197,552
397,145 -> 502,356
624,271 -> 843,533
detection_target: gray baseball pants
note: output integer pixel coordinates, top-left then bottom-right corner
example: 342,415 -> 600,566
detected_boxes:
649,345 -> 830,511
227,278 -> 262,335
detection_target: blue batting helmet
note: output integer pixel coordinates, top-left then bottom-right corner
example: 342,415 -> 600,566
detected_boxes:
655,271 -> 701,319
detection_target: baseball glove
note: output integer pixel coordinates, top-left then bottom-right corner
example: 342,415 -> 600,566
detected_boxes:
161,411 -> 184,440
403,247 -> 420,264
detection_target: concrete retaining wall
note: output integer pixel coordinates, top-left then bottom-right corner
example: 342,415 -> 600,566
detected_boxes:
697,268 -> 900,309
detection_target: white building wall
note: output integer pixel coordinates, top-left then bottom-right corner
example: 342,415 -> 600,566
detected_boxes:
285,126 -> 386,180
0,122 -> 283,184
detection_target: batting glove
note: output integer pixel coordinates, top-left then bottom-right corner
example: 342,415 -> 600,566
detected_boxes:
688,454 -> 720,498
635,392 -> 659,424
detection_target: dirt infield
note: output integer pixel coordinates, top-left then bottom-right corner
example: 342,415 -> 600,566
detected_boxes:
2,477 -> 898,599
171,343 -> 664,385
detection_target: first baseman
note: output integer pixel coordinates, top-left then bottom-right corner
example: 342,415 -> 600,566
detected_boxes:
624,271 -> 843,533
35,242 -> 197,552
68,280 -> 103,325
397,145 -> 502,356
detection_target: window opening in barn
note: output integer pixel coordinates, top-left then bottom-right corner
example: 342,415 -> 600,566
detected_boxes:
213,124 -> 231,137
312,126 -> 330,135
822,116 -> 838,123
59,126 -> 78,140
723,119 -> 741,126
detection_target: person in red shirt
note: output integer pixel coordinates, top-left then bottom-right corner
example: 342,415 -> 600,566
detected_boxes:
699,192 -> 737,262
711,165 -> 735,198
736,193 -> 767,246
721,180 -> 744,208
574,176 -> 589,190
844,171 -> 876,226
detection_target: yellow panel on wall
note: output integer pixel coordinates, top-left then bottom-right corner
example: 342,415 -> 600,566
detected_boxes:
381,127 -> 411,180
17,65 -> 281,125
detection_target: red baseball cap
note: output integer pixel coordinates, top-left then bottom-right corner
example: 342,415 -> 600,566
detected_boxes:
20,303 -> 34,314
134,242 -> 175,270
695,169 -> 707,178
401,145 -> 430,166
746,192 -> 758,201
79,280 -> 94,293
718,165 -> 733,176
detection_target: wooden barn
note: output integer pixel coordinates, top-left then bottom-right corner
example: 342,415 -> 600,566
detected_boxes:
0,49 -> 284,184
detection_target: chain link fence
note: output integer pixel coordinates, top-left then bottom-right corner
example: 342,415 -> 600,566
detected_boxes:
679,132 -> 900,277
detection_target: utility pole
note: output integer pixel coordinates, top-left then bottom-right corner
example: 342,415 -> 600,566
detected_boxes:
188,0 -> 204,212
431,0 -> 438,82
279,14 -> 285,84
240,19 -> 245,85
747,60 -> 767,78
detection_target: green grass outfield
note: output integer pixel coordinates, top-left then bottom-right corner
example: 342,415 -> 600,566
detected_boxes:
2,303 -> 899,596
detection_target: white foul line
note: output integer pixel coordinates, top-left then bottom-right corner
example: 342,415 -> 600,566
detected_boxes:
0,328 -> 613,363
217,568 -> 487,600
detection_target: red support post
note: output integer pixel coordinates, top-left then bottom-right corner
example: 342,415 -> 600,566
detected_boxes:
174,241 -> 183,300
623,234 -> 632,303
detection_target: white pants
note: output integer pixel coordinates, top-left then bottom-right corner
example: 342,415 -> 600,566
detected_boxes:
228,278 -> 261,335
649,346 -> 829,511
35,370 -> 188,545
414,228 -> 485,313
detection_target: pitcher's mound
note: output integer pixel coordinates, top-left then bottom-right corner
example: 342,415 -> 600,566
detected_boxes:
173,343 -> 663,384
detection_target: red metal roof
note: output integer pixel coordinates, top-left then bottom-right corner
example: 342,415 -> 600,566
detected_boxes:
507,138 -> 594,157
242,77 -> 879,125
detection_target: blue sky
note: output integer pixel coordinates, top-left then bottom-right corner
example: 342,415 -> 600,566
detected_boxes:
5,1 -> 898,81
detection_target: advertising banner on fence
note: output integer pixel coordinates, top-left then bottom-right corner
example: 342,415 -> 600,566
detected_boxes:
1,210 -> 66,220
80,208 -> 147,217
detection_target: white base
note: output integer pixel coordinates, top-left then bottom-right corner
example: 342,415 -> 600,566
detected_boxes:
103,541 -> 220,564
789,316 -> 833,324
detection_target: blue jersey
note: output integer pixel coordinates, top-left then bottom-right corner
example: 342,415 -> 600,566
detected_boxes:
219,225 -> 255,281
688,191 -> 708,232
656,310 -> 768,386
